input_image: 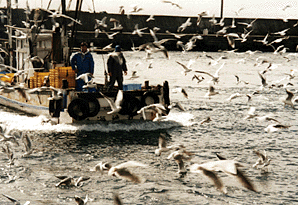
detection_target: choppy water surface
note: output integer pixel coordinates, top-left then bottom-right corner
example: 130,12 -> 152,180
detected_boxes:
0,51 -> 298,204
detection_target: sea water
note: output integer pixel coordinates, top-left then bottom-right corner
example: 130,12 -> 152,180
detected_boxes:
0,51 -> 297,204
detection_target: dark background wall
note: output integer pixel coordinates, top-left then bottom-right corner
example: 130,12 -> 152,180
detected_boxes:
1,8 -> 298,52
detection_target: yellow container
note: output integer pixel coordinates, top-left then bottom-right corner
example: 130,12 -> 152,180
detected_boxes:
0,73 -> 15,83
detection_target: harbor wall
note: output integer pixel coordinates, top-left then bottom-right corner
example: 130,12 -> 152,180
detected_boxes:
1,8 -> 298,52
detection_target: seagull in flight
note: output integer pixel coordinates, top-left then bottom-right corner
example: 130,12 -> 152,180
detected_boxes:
177,18 -> 192,32
176,59 -> 195,75
39,8 -> 82,25
238,18 -> 258,28
281,88 -> 295,108
155,133 -> 185,156
75,194 -> 89,205
167,149 -> 193,174
235,7 -> 244,16
190,160 -> 257,194
55,175 -> 90,187
243,107 -> 258,120
132,24 -> 148,37
195,62 -> 225,84
76,73 -> 94,84
271,28 -> 290,36
21,133 -> 33,158
2,194 -> 30,205
162,0 -> 182,9
205,85 -> 219,99
252,150 -> 271,171
264,123 -> 291,133
253,33 -> 269,45
137,103 -> 168,121
108,161 -> 148,183
100,90 -> 123,114
166,30 -> 187,39
95,17 -> 107,29
192,74 -> 205,83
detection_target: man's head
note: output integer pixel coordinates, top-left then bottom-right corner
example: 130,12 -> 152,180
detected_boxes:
80,42 -> 88,52
115,45 -> 121,52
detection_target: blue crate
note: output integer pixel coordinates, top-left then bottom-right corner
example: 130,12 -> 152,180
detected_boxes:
123,83 -> 142,91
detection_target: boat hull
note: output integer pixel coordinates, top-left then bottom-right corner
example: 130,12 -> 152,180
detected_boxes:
0,83 -> 170,124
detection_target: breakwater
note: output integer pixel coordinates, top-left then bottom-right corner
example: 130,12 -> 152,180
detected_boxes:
1,8 -> 298,52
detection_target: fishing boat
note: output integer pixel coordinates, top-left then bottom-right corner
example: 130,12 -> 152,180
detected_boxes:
0,4 -> 170,124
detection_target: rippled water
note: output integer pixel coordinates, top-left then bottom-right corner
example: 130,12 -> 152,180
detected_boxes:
0,51 -> 298,204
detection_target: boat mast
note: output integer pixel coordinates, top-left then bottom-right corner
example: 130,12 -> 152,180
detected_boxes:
6,0 -> 13,67
66,0 -> 83,66
220,0 -> 224,18
61,0 -> 68,65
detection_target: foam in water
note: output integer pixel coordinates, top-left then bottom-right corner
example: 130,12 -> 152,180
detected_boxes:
0,110 -> 195,133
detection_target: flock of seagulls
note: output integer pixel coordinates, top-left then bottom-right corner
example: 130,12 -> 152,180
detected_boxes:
0,2 -> 297,204
84,132 -> 270,197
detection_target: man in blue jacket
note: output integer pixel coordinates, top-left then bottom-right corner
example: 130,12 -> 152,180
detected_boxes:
107,45 -> 127,91
71,42 -> 94,91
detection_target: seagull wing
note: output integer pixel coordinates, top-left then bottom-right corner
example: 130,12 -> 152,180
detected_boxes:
248,107 -> 256,115
99,92 -> 116,111
115,89 -> 123,108
175,61 -> 188,70
285,89 -> 294,101
258,72 -> 267,86
150,29 -> 158,42
200,167 -> 227,194
253,150 -> 266,161
235,168 -> 257,192
214,62 -> 225,77
115,168 -> 143,183
215,153 -> 227,160
195,70 -> 215,79
113,193 -> 123,205
115,161 -> 148,169
159,134 -> 167,148
22,134 -> 32,152
187,59 -> 195,68
2,194 -> 20,205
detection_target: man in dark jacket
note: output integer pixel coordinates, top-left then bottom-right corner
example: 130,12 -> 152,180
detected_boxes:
71,42 -> 94,91
107,45 -> 127,91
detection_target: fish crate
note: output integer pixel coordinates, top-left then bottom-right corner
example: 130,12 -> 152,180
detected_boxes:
34,72 -> 50,87
123,83 -> 142,91
49,68 -> 58,88
57,67 -> 76,78
49,67 -> 76,88
29,76 -> 35,88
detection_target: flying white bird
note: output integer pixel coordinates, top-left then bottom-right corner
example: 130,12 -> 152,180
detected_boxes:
195,62 -> 225,84
100,90 -> 124,114
190,160 -> 257,194
176,59 -> 195,75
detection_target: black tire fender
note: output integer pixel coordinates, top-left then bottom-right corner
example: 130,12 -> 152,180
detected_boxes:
86,97 -> 100,117
119,94 -> 143,116
163,81 -> 170,114
141,91 -> 159,106
67,98 -> 90,121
